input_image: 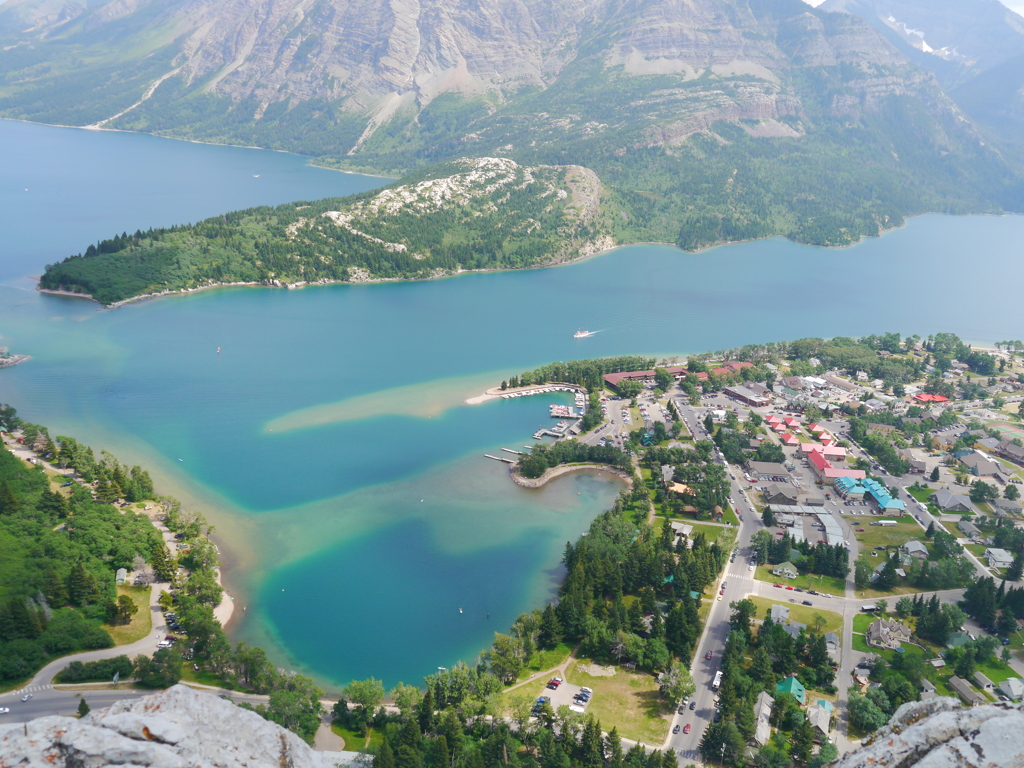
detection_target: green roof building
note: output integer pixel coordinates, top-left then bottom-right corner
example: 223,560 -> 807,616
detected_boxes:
776,675 -> 806,705
946,631 -> 971,648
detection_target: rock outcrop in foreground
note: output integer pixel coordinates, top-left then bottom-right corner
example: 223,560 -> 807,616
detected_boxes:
0,684 -> 351,768
833,696 -> 1024,768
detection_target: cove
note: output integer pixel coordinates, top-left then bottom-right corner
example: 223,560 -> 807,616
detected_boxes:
2,119 -> 1024,689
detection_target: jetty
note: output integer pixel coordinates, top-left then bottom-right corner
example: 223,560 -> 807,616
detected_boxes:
501,448 -> 523,455
484,454 -> 516,464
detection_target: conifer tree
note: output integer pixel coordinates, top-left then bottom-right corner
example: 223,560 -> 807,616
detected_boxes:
0,480 -> 19,515
67,562 -> 98,606
77,698 -> 90,717
43,568 -> 70,607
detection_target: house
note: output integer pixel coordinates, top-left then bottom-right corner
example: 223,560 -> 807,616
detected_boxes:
921,679 -> 937,694
946,631 -> 972,648
773,561 -> 798,580
914,393 -> 949,403
781,432 -> 800,447
948,676 -> 986,707
985,548 -> 1014,569
866,619 -> 912,651
901,540 -> 929,559
776,676 -> 806,705
958,519 -> 982,540
754,691 -> 774,746
934,489 -> 975,514
973,672 -> 995,692
806,700 -> 832,740
998,678 -> 1024,701
782,621 -> 807,641
862,478 -> 907,514
763,483 -> 799,506
770,605 -> 791,623
824,632 -> 840,652
994,498 -> 1024,517
806,448 -> 867,484
115,568 -> 128,584
960,452 -> 1001,477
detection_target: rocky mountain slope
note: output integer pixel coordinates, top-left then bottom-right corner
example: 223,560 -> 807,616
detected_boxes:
3,0 -> 1023,250
39,157 -> 608,305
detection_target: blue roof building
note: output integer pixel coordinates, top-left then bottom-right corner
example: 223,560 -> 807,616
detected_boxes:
862,478 -> 906,513
834,476 -> 866,498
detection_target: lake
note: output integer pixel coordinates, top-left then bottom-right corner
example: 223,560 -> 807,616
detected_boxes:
1,119 -> 1021,689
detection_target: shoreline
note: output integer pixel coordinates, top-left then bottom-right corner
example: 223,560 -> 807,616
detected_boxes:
465,382 -> 587,405
510,463 -> 634,489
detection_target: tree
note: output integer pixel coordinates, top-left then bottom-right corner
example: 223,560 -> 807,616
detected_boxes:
848,691 -> 888,732
0,480 -> 19,515
390,682 -> 422,721
1007,555 -> 1024,583
704,414 -> 715,434
789,719 -> 814,764
77,698 -> 90,717
761,507 -> 775,528
114,595 -> 138,625
925,521 -> 935,538
896,597 -> 914,618
658,660 -> 695,704
876,599 -> 888,616
808,743 -> 839,768
1005,484 -> 1020,501
855,559 -> 873,589
134,649 -> 182,688
539,603 -> 563,649
344,678 -> 385,719
969,480 -> 999,504
930,466 -> 940,482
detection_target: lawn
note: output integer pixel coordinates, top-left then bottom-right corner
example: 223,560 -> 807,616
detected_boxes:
103,586 -> 152,646
721,506 -> 739,526
691,523 -> 737,548
565,662 -> 668,745
331,724 -> 384,752
907,487 -> 935,504
975,655 -> 1018,685
747,596 -> 844,636
753,564 -> 846,596
851,518 -> 923,551
850,574 -> 932,600
515,642 -> 574,683
851,634 -> 870,654
852,613 -> 877,634
179,665 -> 237,690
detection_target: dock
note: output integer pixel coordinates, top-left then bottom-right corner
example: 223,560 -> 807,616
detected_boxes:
501,448 -> 523,455
484,454 -> 516,464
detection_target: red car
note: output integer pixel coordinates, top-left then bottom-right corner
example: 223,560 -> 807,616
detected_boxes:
773,583 -> 783,588
786,586 -> 794,590
683,724 -> 691,734
705,651 -> 712,660
857,528 -> 865,532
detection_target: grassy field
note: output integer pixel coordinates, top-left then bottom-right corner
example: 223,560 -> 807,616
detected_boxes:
907,487 -> 936,503
515,642 -> 574,683
179,665 -> 237,690
753,564 -> 846,596
852,613 -> 878,634
851,518 -> 924,551
565,662 -> 668,745
331,724 -> 384,752
691,523 -> 737,547
849,576 -> 933,600
103,585 -> 152,646
851,634 -> 871,654
747,596 -> 844,636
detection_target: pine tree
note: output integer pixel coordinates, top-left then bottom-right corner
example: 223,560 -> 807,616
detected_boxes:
538,603 -> 563,649
7,596 -> 43,639
417,687 -> 435,734
77,698 -> 90,717
67,562 -> 98,606
43,568 -> 70,607
0,480 -> 19,515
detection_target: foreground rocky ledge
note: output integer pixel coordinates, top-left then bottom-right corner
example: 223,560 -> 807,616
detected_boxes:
0,684 -> 354,767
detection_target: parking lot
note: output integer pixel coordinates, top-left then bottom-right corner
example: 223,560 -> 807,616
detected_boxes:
534,677 -> 593,714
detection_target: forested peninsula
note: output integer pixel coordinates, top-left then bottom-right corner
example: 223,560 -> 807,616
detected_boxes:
38,158 -> 607,306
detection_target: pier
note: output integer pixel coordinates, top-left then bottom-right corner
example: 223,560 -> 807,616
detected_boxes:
484,454 -> 516,463
501,448 -> 523,455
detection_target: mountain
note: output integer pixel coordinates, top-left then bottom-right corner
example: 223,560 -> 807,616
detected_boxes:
39,158 -> 609,305
821,0 -> 1024,144
4,0 -> 1024,251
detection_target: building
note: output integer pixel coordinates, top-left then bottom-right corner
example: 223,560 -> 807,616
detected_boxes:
866,619 -> 912,651
862,478 -> 907,514
933,489 -> 975,514
806,448 -> 867,485
960,451 -> 1001,477
602,365 -> 706,391
824,632 -> 840,652
958,519 -> 982,540
973,672 -> 995,692
774,513 -> 798,527
867,423 -> 898,437
833,476 -> 866,500
781,432 -> 800,447
773,561 -> 798,580
806,700 -> 832,740
670,522 -> 694,543
763,483 -> 799,506
914,393 -> 949,403
823,375 -> 858,393
948,676 -> 986,707
998,678 -> 1024,701
995,439 -> 1024,466
901,540 -> 929,559
994,498 -> 1024,516
781,621 -> 807,641
770,605 -> 790,623
985,548 -> 1014,569
776,676 -> 806,705
723,385 -> 771,407
745,460 -> 789,480
946,631 -> 972,648
753,692 -> 774,746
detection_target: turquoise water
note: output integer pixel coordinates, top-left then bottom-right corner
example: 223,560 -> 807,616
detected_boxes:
1,119 -> 1023,689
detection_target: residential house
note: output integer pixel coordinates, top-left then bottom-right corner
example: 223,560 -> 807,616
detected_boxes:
985,548 -> 1014,569
823,632 -> 840,652
806,700 -> 832,740
901,540 -> 929,559
773,561 -> 798,580
973,672 -> 995,692
994,498 -> 1023,516
770,605 -> 791,623
866,619 -> 912,651
960,452 -> 1001,477
782,621 -> 807,641
948,676 -> 986,707
998,678 -> 1024,701
754,692 -> 774,746
776,676 -> 806,705
958,519 -> 982,540
670,522 -> 694,544
781,432 -> 800,447
763,483 -> 799,506
921,679 -> 937,694
933,489 -> 975,514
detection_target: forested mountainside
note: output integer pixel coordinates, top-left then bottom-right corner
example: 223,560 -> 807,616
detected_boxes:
39,158 -> 607,305
4,0 -> 1024,251
822,0 -> 1024,145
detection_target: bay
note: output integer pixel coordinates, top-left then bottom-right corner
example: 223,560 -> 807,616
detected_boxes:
0,119 -> 1022,689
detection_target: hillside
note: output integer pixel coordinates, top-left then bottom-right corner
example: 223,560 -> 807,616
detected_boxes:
39,158 -> 608,305
5,0 -> 1024,251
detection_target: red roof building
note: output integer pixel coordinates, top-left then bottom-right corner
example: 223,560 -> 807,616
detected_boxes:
781,433 -> 799,446
784,417 -> 801,428
914,393 -> 949,403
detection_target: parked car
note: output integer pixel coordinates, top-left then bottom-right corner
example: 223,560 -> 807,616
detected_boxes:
0,707 -> 9,714
785,586 -> 794,590
802,600 -> 813,606
689,700 -> 696,710
20,694 -> 32,702
706,650 -> 713,660
683,724 -> 691,734
672,725 -> 680,734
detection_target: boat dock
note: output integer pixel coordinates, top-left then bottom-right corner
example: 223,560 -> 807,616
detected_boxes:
532,429 -> 563,439
484,454 -> 516,463
501,448 -> 523,455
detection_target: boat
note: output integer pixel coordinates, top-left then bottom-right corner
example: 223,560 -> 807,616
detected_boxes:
574,330 -> 596,338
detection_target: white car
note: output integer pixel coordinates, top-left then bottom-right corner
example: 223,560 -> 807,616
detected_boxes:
20,694 -> 32,702
0,707 -> 9,714
748,564 -> 754,571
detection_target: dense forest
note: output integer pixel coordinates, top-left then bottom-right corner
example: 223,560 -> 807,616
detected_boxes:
517,443 -> 632,480
0,409 -> 164,684
39,160 -> 603,305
